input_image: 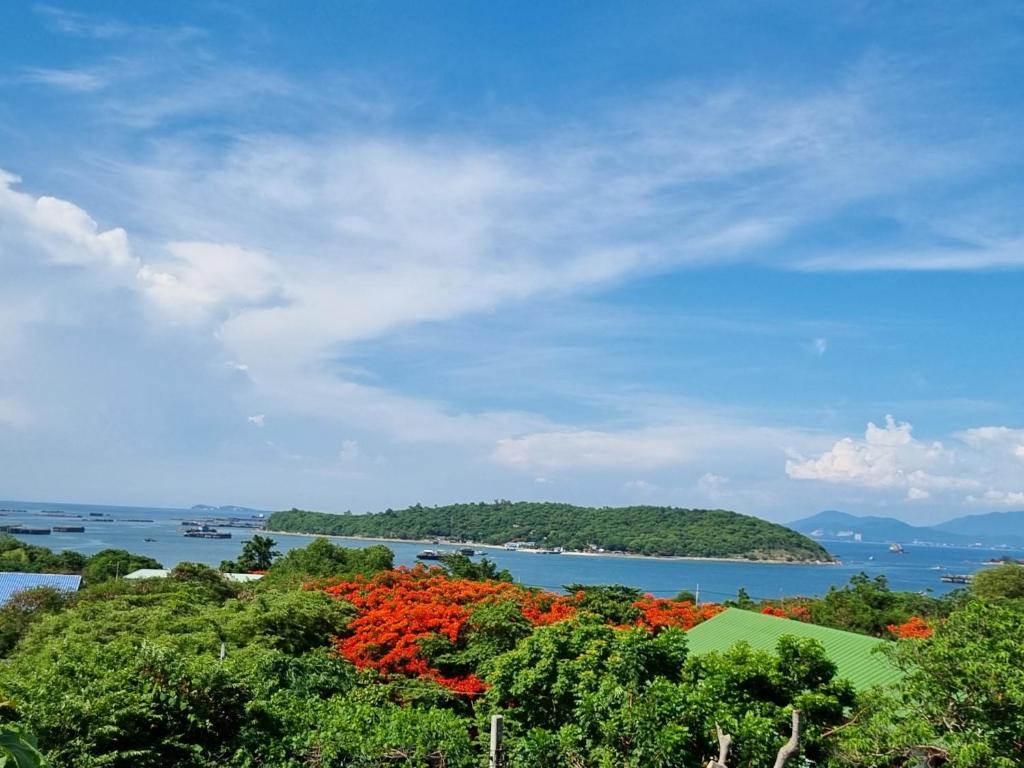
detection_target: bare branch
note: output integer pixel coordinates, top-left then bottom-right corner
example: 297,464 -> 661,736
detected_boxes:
772,709 -> 802,768
705,723 -> 732,768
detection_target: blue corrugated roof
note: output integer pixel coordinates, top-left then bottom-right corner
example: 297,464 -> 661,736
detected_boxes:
0,572 -> 82,606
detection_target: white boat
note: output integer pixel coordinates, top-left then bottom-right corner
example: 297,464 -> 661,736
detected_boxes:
889,543 -> 905,554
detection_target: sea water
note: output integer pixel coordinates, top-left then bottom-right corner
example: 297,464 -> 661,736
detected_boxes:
2,499 -> 1015,600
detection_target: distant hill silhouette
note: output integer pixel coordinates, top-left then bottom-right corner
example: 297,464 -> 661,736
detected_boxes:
788,509 -> 1024,547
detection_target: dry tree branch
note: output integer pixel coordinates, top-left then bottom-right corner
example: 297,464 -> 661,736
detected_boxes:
706,723 -> 732,768
772,709 -> 802,768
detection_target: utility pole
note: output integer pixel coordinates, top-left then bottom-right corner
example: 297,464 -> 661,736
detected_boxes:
489,714 -> 504,768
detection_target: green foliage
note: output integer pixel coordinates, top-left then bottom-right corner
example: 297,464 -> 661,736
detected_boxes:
2,535 -> 1019,768
220,535 -> 280,573
439,553 -> 512,582
81,549 -> 162,584
264,538 -> 394,585
833,601 -> 1024,768
0,587 -> 70,657
484,616 -> 851,768
807,573 -> 953,636
0,535 -> 86,574
0,725 -> 45,768
564,583 -> 643,624
971,563 -> 1024,602
268,501 -> 833,561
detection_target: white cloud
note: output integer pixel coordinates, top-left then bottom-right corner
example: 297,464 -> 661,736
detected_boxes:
810,338 -> 828,356
968,489 -> 1024,507
137,242 -> 280,325
787,416 -> 1024,505
494,429 -> 691,472
20,67 -> 109,92
338,439 -> 360,464
0,171 -> 135,271
247,414 -> 265,427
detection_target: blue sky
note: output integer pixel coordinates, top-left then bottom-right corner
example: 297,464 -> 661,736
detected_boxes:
1,2 -> 1022,522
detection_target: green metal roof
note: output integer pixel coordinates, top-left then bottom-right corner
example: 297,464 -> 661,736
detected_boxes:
685,608 -> 902,690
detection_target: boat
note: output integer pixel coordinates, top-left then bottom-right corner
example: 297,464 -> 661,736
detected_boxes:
458,547 -> 476,557
144,537 -> 157,542
183,525 -> 231,539
889,543 -> 905,554
52,525 -> 85,533
416,550 -> 445,560
941,574 -> 972,584
10,526 -> 51,535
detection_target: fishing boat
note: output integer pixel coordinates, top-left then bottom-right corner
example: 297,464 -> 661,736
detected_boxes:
889,543 -> 905,554
416,549 -> 445,560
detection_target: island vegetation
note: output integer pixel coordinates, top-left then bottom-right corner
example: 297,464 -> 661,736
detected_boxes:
1,535 -> 1021,767
268,501 -> 832,562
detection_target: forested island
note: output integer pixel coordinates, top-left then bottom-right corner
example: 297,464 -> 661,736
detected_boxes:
267,501 -> 832,562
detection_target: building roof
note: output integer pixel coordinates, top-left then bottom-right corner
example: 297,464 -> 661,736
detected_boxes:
124,568 -> 263,583
685,607 -> 902,690
0,572 -> 82,606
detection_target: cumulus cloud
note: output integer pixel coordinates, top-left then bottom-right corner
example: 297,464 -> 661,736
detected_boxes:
785,415 -> 953,489
0,171 -> 134,271
247,414 -> 265,427
787,415 -> 1024,505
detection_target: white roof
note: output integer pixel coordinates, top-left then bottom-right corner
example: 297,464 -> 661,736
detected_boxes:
124,568 -> 263,582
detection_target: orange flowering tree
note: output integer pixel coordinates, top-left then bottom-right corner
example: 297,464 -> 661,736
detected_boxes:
760,603 -> 812,622
319,568 -> 725,696
319,566 -> 576,695
632,595 -> 724,631
887,615 -> 934,639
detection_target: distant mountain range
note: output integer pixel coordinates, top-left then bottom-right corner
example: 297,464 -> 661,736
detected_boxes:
788,509 -> 1024,547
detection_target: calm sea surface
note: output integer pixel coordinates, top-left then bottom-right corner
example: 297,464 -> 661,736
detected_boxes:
2,500 -> 1017,600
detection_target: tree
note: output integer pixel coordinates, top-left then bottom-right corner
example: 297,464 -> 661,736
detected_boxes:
0,586 -> 71,656
265,539 -> 393,584
439,554 -> 512,582
972,563 -> 1024,601
81,549 -> 162,584
834,600 -> 1024,767
221,535 -> 280,573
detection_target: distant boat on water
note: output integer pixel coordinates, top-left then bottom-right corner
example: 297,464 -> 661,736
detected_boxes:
941,574 -> 972,584
889,543 -> 905,554
182,525 -> 231,539
416,549 -> 446,560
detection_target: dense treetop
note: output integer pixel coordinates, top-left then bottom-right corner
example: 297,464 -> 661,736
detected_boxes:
268,501 -> 832,562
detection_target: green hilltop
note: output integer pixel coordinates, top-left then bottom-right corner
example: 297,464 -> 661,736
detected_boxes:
267,501 -> 833,562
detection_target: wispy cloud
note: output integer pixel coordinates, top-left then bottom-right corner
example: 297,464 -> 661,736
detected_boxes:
19,66 -> 110,92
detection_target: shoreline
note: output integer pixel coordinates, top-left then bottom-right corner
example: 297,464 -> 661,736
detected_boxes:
260,529 -> 836,566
